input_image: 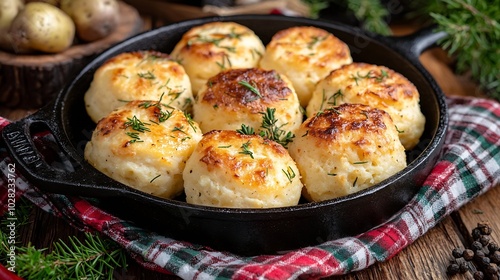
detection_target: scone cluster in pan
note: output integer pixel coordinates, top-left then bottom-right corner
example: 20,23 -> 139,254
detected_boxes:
83,21 -> 426,208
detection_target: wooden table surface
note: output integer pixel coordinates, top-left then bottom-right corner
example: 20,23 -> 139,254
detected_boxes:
1,16 -> 498,280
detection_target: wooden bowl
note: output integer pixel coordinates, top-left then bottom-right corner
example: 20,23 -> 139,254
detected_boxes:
0,1 -> 143,109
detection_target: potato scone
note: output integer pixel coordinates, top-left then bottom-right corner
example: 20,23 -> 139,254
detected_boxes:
84,50 -> 193,123
306,62 -> 425,150
170,21 -> 265,94
193,68 -> 302,134
288,103 -> 406,202
84,100 -> 202,199
259,26 -> 352,107
183,130 -> 303,208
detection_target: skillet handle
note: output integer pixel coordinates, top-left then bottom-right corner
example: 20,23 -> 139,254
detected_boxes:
2,108 -> 127,198
383,25 -> 448,61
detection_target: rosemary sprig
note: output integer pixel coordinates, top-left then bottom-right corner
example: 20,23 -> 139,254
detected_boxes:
238,80 -> 262,99
236,124 -> 255,135
282,166 -> 297,183
239,141 -> 254,159
137,71 -> 156,80
258,108 -> 295,148
13,233 -> 127,280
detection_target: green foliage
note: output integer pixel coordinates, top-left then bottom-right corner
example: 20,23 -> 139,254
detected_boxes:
302,0 -> 500,100
1,199 -> 127,279
302,0 -> 391,34
427,0 -> 500,99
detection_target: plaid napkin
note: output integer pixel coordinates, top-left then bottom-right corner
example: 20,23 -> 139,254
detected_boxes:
1,96 -> 499,279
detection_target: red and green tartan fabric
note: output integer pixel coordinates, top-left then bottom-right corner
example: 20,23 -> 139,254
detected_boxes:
1,96 -> 499,279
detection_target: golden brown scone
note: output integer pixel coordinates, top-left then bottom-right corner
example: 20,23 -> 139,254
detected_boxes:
183,130 -> 303,208
84,100 -> 202,199
288,103 -> 406,202
306,62 -> 425,150
170,21 -> 265,94
84,50 -> 193,123
193,68 -> 302,135
259,26 -> 352,107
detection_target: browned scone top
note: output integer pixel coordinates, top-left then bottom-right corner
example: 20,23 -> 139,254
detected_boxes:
84,100 -> 202,199
259,26 -> 352,107
193,68 -> 303,134
183,130 -> 303,208
170,21 -> 265,94
307,62 -> 426,150
288,103 -> 407,202
84,50 -> 193,123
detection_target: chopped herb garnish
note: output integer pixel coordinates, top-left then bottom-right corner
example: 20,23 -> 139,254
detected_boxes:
282,166 -> 296,183
395,125 -> 405,133
353,177 -> 359,187
353,161 -> 368,164
124,116 -> 151,133
375,69 -> 389,82
125,132 -> 143,143
172,125 -> 187,134
238,80 -> 262,99
218,145 -> 232,148
150,174 -> 161,183
259,108 -> 295,148
137,71 -> 156,79
236,124 -> 255,135
327,90 -> 344,106
307,35 -> 327,49
327,173 -> 337,176
216,53 -> 232,70
184,112 -> 198,133
239,141 -> 254,159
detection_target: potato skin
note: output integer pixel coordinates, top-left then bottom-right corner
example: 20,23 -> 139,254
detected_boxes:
0,0 -> 24,51
9,2 -> 75,53
60,0 -> 119,42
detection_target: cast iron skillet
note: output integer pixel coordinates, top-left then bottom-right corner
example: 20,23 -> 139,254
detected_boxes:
3,15 -> 448,256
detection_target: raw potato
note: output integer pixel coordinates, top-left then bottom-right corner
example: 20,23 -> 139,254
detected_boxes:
9,2 -> 75,53
61,0 -> 119,42
0,0 -> 24,51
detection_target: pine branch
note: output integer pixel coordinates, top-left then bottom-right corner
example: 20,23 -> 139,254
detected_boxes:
14,233 -> 127,279
429,0 -> 500,99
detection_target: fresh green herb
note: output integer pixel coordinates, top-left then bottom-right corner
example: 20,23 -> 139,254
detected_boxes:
327,90 -> 344,106
172,125 -> 187,134
395,125 -> 405,134
282,166 -> 296,183
124,116 -> 150,133
218,145 -> 232,148
353,177 -> 359,187
307,35 -> 327,49
239,141 -> 254,159
125,132 -> 143,143
216,53 -> 232,70
137,71 -> 156,79
259,108 -> 295,148
184,112 -> 198,133
238,80 -> 262,99
150,174 -> 161,183
236,124 -> 255,135
353,161 -> 369,164
12,233 -> 127,279
375,69 -> 389,82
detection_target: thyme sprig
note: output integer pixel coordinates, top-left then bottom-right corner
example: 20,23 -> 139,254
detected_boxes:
239,141 -> 254,159
238,80 -> 262,99
258,108 -> 295,148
